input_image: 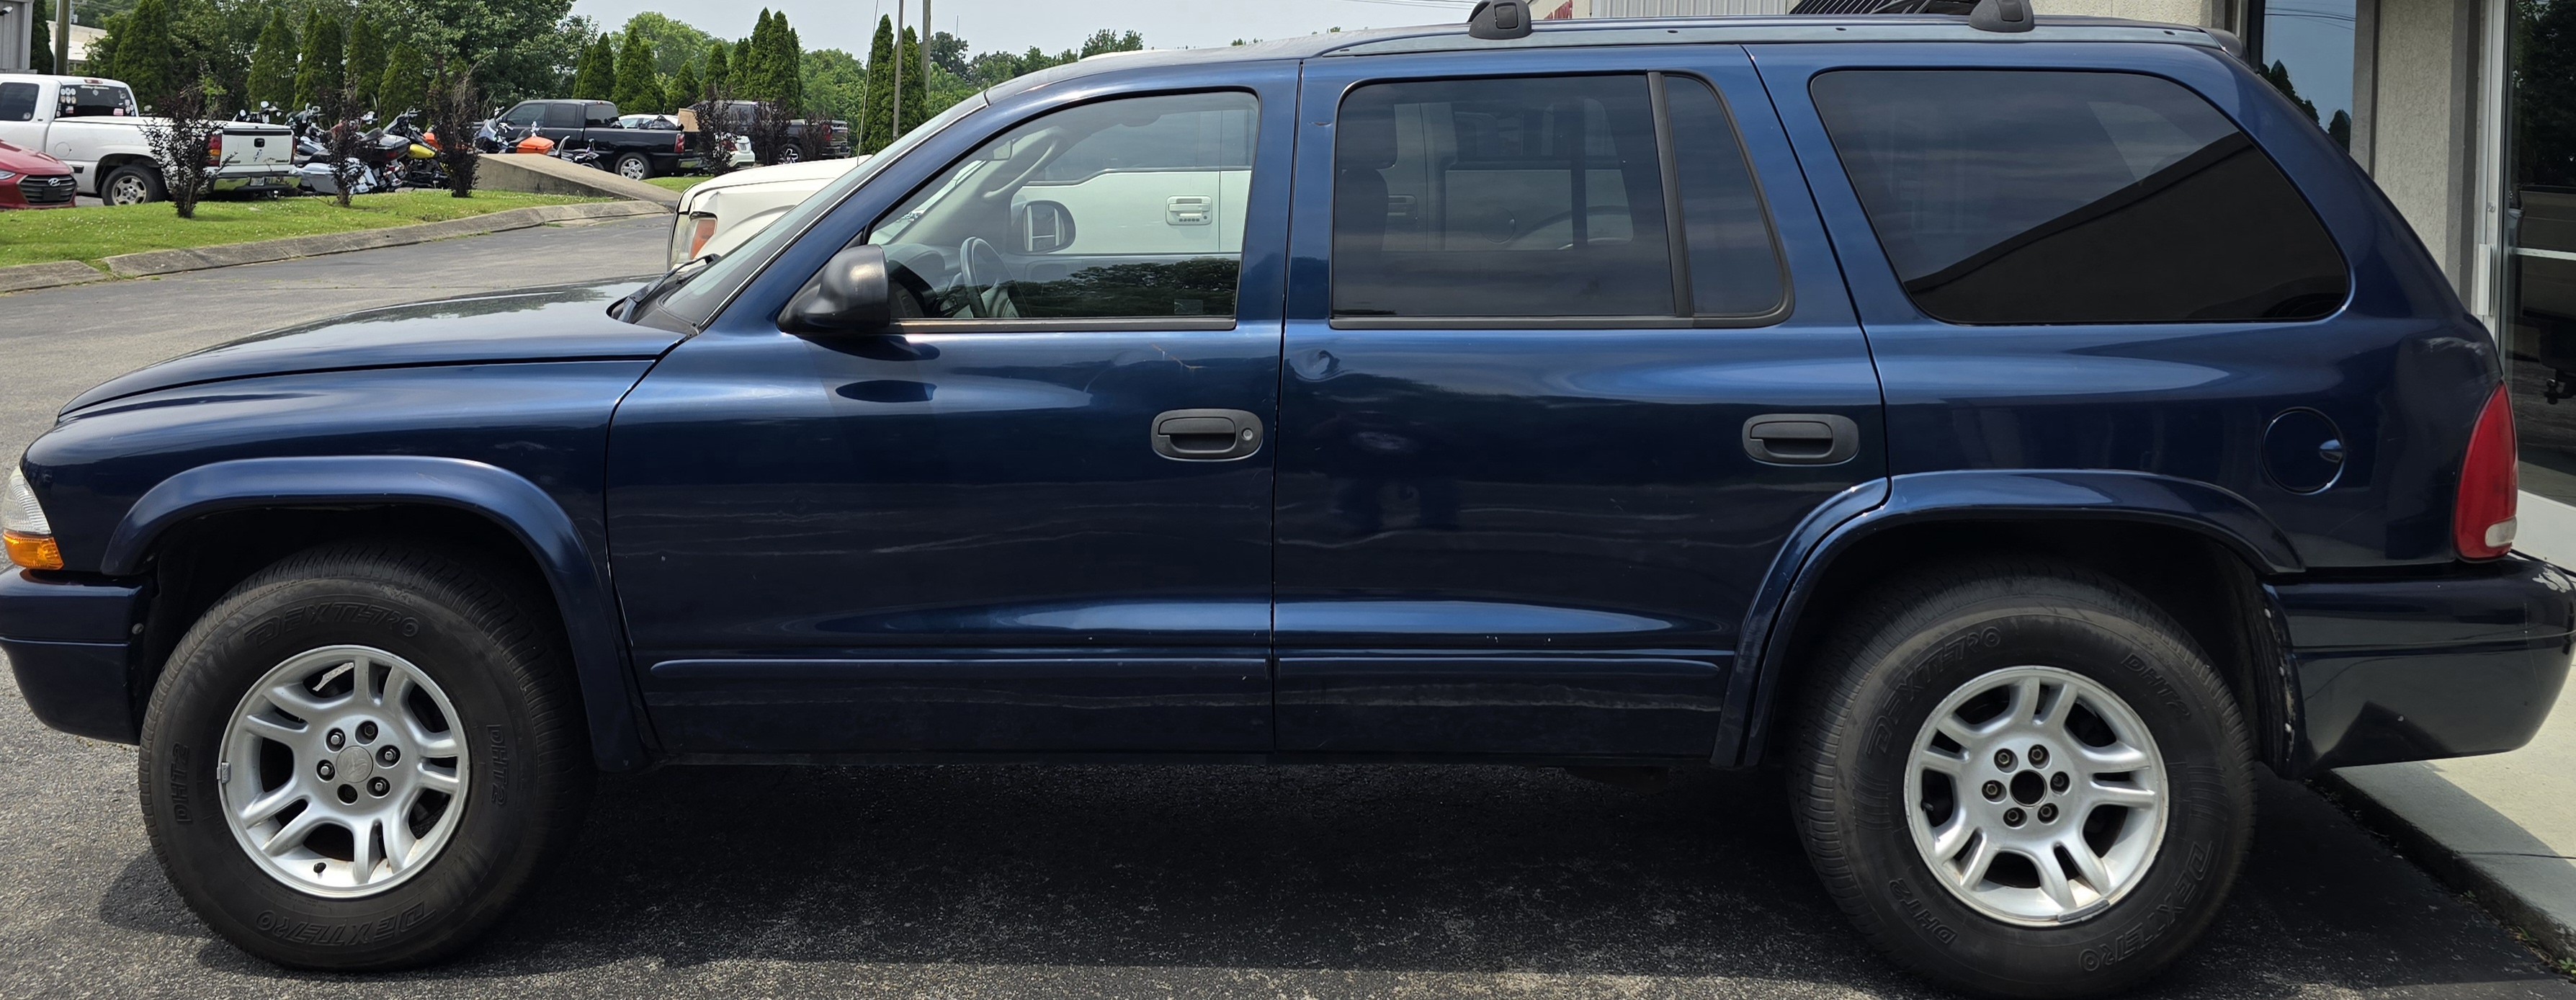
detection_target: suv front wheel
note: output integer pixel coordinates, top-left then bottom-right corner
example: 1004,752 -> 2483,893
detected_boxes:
1791,559 -> 2255,999
138,542 -> 592,969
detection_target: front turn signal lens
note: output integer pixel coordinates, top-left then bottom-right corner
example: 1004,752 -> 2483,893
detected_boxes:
2,531 -> 61,571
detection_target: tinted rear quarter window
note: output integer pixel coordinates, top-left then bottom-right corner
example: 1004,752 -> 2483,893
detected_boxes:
1810,70 -> 2348,324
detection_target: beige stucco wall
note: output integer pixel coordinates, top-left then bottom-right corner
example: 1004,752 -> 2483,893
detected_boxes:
2368,0 -> 2479,287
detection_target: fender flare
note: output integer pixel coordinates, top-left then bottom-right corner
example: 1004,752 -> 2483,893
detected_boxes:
104,455 -> 650,772
1715,468 -> 2303,766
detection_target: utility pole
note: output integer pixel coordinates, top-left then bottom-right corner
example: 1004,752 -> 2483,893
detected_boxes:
54,0 -> 70,74
890,0 -> 903,137
920,0 -> 931,99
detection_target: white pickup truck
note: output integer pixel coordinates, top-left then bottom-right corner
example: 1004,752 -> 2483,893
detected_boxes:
0,73 -> 294,205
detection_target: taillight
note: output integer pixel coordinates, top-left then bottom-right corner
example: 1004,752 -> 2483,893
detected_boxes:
675,134 -> 687,154
2456,385 -> 2519,560
205,133 -> 222,166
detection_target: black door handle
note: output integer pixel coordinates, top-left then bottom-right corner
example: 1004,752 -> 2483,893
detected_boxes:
1153,409 -> 1264,460
1743,413 -> 1860,465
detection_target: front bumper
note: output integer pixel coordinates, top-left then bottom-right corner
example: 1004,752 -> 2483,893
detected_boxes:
2277,553 -> 2576,771
0,568 -> 143,744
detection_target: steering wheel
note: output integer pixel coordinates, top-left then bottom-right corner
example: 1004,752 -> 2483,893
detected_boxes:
956,236 -> 1017,318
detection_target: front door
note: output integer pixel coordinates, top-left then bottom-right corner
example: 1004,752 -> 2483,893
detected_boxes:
1273,48 -> 1884,759
609,79 -> 1294,755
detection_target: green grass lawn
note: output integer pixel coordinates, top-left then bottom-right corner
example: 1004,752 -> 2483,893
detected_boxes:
0,190 -> 612,269
645,176 -> 704,195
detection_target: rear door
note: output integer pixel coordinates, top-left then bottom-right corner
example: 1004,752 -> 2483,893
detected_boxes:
1273,46 -> 1884,758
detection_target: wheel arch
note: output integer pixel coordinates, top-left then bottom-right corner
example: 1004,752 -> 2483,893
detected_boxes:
1722,470 -> 2304,775
108,456 -> 651,772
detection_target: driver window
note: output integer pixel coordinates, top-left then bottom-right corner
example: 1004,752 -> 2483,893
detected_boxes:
864,91 -> 1258,322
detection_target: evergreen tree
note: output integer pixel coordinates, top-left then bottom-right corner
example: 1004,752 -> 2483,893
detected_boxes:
703,41 -> 730,97
290,9 -> 344,114
377,41 -> 429,120
669,60 -> 700,114
30,16 -> 53,74
898,26 -> 924,131
573,34 -> 616,101
246,8 -> 297,111
614,26 -> 659,112
860,15 -> 894,151
117,0 -> 176,109
777,23 -> 802,110
732,37 -> 753,94
345,15 -> 385,112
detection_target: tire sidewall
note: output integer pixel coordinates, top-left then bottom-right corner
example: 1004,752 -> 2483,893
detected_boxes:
140,574 -> 551,968
1832,594 -> 2250,994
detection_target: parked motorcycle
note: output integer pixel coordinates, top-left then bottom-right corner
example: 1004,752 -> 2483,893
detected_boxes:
382,111 -> 446,189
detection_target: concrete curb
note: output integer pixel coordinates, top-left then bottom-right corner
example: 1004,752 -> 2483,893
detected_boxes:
99,200 -> 668,279
2316,769 -> 2576,963
0,260 -> 112,295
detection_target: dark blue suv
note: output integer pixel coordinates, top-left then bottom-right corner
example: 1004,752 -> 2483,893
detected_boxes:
3,4 -> 2566,995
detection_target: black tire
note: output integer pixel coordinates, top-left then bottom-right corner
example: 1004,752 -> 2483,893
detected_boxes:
102,163 -> 167,205
779,143 -> 802,164
614,152 -> 653,180
138,542 -> 592,970
1789,559 -> 2254,999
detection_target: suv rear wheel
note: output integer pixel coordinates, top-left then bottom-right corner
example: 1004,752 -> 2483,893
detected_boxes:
1789,559 -> 2254,998
138,542 -> 591,969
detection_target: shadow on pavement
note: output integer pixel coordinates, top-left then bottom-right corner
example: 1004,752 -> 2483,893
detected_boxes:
92,765 -> 2573,997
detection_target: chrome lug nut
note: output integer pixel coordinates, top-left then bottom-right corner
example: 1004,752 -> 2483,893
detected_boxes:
2037,803 -> 2059,823
2028,745 -> 2049,768
1982,780 -> 2005,801
326,729 -> 346,751
2003,807 -> 2026,827
355,721 -> 379,744
377,745 -> 399,766
316,760 -> 335,780
1995,749 -> 2017,771
2051,772 -> 2070,793
369,777 -> 390,796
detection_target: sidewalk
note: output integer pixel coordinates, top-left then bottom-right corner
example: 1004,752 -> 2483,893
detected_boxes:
2320,491 -> 2576,963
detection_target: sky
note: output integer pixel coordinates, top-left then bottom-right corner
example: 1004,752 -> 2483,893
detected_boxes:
568,0 -> 1486,58
2260,0 -> 2357,125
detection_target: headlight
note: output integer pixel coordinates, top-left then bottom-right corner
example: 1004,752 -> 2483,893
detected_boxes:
3,468 -> 61,571
0,170 -> 18,182
668,211 -> 717,269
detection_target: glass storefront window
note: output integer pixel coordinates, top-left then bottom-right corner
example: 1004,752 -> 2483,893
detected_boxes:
2254,0 -> 2360,148
2507,0 -> 2576,504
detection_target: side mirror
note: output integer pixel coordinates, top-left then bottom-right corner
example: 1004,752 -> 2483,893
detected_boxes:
780,244 -> 894,334
1019,201 -> 1075,254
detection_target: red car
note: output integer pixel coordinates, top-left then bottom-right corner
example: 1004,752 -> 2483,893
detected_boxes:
0,138 -> 76,209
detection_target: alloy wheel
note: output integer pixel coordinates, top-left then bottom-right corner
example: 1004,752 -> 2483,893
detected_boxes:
107,175 -> 148,205
217,645 -> 470,898
1902,665 -> 2167,925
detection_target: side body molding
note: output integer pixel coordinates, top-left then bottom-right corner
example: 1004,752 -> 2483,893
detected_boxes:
1716,468 -> 2306,766
104,455 -> 648,772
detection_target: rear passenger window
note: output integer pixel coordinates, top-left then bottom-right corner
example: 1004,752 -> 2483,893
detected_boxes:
0,83 -> 36,122
1810,71 -> 2347,325
1331,74 -> 1785,321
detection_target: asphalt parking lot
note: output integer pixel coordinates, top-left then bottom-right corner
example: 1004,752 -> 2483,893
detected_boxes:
1,218 -> 2572,998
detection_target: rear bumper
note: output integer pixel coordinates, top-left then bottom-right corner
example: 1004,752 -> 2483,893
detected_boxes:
210,168 -> 296,193
0,569 -> 143,744
2276,553 -> 2576,771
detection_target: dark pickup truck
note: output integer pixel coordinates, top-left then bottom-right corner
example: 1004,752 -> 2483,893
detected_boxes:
475,99 -> 698,179
692,99 -> 853,162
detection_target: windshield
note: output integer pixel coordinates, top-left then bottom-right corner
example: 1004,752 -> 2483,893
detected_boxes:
658,94 -> 987,328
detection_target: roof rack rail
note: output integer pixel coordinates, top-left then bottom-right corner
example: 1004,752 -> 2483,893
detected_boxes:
1467,0 -> 1535,40
1785,0 -> 2031,31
